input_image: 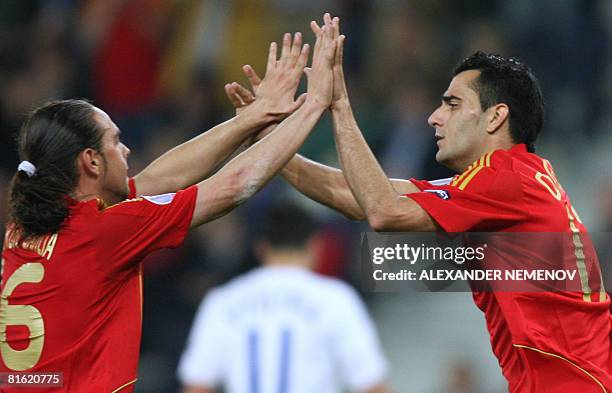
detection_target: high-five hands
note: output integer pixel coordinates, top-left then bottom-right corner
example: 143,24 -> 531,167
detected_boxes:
310,13 -> 348,110
231,32 -> 310,121
302,14 -> 339,110
225,13 -> 343,119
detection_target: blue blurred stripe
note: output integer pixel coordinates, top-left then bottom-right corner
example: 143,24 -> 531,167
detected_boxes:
278,328 -> 291,393
248,330 -> 259,393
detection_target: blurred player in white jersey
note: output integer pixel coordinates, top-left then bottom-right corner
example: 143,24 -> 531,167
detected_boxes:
177,202 -> 390,393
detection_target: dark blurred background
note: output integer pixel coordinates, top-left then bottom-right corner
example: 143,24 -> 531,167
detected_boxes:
0,1 -> 610,392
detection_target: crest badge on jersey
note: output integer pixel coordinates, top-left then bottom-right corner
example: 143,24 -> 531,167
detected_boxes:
142,193 -> 176,205
424,189 -> 450,200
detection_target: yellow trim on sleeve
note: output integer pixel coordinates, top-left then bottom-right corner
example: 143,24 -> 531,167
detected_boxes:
139,263 -> 144,319
103,198 -> 144,211
566,206 -> 592,302
513,344 -> 607,393
111,378 -> 138,393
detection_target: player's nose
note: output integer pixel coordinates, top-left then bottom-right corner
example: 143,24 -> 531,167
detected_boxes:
122,143 -> 131,158
428,107 -> 443,128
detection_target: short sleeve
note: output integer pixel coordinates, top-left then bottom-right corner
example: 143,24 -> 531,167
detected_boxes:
406,167 -> 526,232
177,290 -> 225,387
95,185 -> 198,272
331,285 -> 388,391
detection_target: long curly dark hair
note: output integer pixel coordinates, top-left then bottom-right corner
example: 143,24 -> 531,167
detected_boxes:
8,99 -> 104,238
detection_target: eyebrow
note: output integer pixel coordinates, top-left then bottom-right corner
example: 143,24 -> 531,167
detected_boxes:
442,95 -> 462,103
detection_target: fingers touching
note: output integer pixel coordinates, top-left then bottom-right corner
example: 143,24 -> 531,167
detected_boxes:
226,13 -> 344,115
224,82 -> 255,111
224,83 -> 244,108
233,83 -> 255,104
329,15 -> 345,66
313,23 -> 337,67
311,13 -> 344,66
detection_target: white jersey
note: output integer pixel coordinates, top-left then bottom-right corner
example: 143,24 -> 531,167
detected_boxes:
177,265 -> 388,393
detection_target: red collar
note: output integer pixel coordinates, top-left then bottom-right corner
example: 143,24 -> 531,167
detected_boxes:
509,144 -> 528,154
65,196 -> 106,211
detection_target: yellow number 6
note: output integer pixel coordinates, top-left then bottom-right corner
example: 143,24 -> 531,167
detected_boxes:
0,263 -> 45,370
535,159 -> 562,201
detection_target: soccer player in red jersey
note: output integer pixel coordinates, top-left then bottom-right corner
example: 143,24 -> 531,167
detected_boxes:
229,14 -> 612,393
0,28 -> 340,392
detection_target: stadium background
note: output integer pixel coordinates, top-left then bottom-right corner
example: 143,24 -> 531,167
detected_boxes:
0,1 -> 610,392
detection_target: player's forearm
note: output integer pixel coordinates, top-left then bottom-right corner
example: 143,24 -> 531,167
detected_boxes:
229,103 -> 325,203
281,154 -> 366,221
191,101 -> 326,226
332,101 -> 403,230
218,122 -> 277,169
134,108 -> 270,195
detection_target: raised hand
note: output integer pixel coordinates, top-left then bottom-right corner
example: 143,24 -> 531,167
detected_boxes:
224,82 -> 255,115
242,32 -> 309,120
311,13 -> 347,109
304,15 -> 338,109
224,81 -> 275,142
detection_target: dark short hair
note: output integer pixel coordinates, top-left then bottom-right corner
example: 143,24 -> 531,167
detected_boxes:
260,202 -> 318,249
453,51 -> 544,152
9,99 -> 104,238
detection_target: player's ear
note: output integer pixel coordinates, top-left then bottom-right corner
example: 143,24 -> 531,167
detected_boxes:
486,103 -> 509,134
78,148 -> 103,177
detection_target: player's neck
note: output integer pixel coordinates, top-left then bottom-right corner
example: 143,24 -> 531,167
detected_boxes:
263,250 -> 312,269
457,138 -> 515,172
71,178 -> 103,203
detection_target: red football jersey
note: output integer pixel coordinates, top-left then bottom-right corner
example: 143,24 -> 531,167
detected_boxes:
0,181 -> 197,392
407,144 -> 612,392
